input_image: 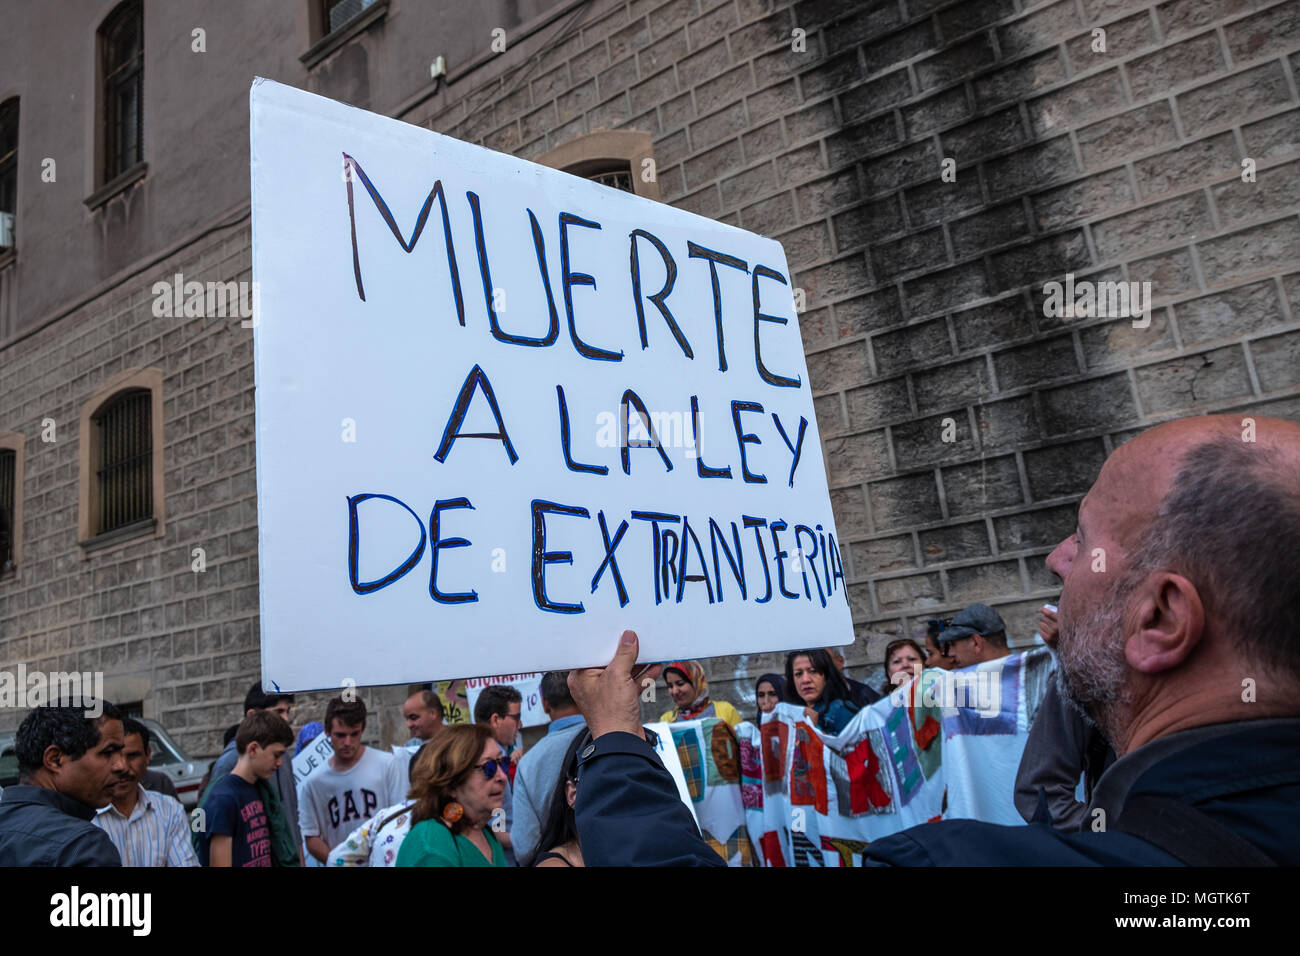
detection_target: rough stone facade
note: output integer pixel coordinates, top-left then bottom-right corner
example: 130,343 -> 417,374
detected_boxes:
1,0 -> 1297,746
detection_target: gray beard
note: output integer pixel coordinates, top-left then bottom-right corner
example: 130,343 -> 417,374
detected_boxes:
1055,575 -> 1133,745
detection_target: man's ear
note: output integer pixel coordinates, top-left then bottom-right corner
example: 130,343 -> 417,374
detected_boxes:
1125,572 -> 1204,674
42,744 -> 65,774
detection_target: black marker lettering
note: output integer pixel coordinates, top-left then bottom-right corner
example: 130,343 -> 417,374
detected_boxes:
687,241 -> 748,372
434,364 -> 519,465
752,265 -> 801,388
630,229 -> 692,358
429,498 -> 478,604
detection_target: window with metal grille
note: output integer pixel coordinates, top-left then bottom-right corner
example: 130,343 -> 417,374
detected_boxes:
586,168 -> 634,193
0,98 -> 16,250
100,1 -> 143,184
0,449 -> 13,568
324,0 -> 376,34
93,390 -> 153,535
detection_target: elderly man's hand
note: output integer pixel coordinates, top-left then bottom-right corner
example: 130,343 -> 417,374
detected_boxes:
568,630 -> 662,740
1038,606 -> 1060,648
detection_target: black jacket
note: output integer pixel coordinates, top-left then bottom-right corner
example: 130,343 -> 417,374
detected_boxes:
0,785 -> 122,866
572,719 -> 1300,866
574,732 -> 724,867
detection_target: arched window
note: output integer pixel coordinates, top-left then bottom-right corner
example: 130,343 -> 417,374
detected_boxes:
79,368 -> 165,547
99,0 -> 144,185
537,130 -> 660,202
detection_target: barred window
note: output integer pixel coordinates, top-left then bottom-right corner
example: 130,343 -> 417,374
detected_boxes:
100,1 -> 144,184
0,98 -> 17,250
586,168 -> 634,193
93,389 -> 153,535
0,449 -> 14,569
324,0 -> 377,34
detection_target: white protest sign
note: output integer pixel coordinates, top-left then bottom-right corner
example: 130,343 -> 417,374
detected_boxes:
251,78 -> 853,691
464,673 -> 547,727
292,733 -> 333,787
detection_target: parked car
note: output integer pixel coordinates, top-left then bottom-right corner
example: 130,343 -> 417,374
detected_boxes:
0,717 -> 205,809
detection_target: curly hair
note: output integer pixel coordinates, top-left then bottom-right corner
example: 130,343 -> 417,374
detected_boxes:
408,723 -> 495,833
15,702 -> 123,778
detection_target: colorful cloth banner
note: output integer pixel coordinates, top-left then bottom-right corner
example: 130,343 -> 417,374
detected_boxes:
658,648 -> 1055,866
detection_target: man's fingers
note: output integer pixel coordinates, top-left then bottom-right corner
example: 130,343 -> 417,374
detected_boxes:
606,629 -> 640,680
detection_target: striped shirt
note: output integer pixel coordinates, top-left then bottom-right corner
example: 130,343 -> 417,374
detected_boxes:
93,785 -> 200,867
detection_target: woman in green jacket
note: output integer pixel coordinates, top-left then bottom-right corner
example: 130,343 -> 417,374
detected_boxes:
396,724 -> 508,867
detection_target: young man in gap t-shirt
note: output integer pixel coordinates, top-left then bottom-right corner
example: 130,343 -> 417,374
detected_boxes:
298,696 -> 393,864
199,710 -> 295,867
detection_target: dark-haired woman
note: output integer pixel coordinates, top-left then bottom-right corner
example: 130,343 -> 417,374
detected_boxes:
753,673 -> 784,723
784,649 -> 860,734
523,731 -> 590,867
396,724 -> 508,867
880,638 -> 927,697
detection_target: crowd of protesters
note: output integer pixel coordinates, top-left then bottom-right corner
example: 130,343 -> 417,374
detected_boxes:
2,414 -> 1296,867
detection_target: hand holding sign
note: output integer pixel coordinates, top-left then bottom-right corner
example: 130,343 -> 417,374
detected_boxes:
568,630 -> 662,741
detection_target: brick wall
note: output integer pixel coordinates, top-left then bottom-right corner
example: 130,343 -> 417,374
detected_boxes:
2,0 -> 1297,737
405,0 -> 1299,714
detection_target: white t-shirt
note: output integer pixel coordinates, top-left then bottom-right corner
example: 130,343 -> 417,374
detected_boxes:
298,746 -> 394,853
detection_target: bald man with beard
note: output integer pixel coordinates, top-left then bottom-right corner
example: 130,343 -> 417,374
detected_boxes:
566,414 -> 1300,866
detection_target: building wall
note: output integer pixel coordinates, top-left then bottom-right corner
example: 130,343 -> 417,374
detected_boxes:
2,0 -> 1298,745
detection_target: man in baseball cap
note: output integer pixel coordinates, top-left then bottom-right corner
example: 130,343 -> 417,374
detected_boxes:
940,603 -> 1011,669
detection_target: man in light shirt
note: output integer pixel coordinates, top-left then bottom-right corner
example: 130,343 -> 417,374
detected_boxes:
94,718 -> 199,867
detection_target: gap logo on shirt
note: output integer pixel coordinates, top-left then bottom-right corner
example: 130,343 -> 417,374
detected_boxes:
328,788 -> 380,827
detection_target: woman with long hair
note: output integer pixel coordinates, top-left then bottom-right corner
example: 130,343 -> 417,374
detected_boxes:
880,638 -> 927,697
784,648 -> 859,734
396,724 -> 509,867
523,730 -> 590,867
657,660 -> 741,727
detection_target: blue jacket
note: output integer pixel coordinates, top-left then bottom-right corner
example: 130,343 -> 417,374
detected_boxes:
574,732 -> 724,867
571,719 -> 1300,866
0,785 -> 122,866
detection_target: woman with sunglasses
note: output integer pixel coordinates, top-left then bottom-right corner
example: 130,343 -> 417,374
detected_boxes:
523,730 -> 591,867
396,724 -> 509,867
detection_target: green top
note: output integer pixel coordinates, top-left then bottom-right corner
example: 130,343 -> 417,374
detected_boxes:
396,819 -> 506,868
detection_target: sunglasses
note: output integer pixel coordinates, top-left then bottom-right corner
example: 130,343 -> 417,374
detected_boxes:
474,758 -> 509,780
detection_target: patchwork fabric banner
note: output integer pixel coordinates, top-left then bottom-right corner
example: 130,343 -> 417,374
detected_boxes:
664,648 -> 1054,866
647,718 -> 755,866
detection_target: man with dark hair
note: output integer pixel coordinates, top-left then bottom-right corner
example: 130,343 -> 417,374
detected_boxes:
93,717 -> 198,866
201,679 -> 301,863
473,684 -> 523,860
198,710 -> 296,867
0,701 -> 126,866
299,694 -> 392,863
510,671 -> 587,862
566,415 -> 1300,866
939,603 -> 1012,669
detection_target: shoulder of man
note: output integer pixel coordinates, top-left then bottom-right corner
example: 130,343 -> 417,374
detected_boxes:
55,822 -> 123,867
862,818 -> 1179,866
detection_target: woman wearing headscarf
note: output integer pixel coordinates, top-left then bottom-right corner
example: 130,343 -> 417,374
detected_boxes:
784,648 -> 860,735
658,660 -> 742,727
753,673 -> 784,724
